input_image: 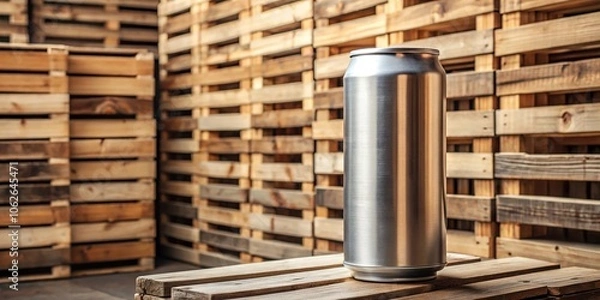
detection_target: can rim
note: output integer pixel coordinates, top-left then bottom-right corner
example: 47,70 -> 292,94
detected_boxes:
350,47 -> 439,57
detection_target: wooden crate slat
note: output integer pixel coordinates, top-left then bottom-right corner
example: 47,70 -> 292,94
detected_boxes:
71,219 -> 155,243
495,153 -> 600,181
71,181 -> 154,203
70,160 -> 156,181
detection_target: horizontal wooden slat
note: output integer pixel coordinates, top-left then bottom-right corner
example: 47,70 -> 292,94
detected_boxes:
0,184 -> 69,204
497,194 -> 600,231
447,194 -> 495,222
497,58 -> 600,96
0,226 -> 69,248
251,137 -> 313,154
69,76 -> 154,96
70,138 -> 155,158
0,119 -> 68,140
495,153 -> 600,181
447,152 -> 494,179
68,54 -> 153,76
0,205 -> 69,226
0,94 -> 69,114
500,0 -> 600,13
315,187 -> 343,210
248,214 -> 312,237
161,201 -> 197,220
71,182 -> 154,202
0,49 -> 66,72
314,217 -> 343,241
0,248 -> 69,269
249,189 -> 313,210
496,103 -> 600,135
198,207 -> 247,228
198,114 -> 251,131
497,238 -> 600,269
201,184 -> 248,203
71,219 -> 155,243
496,11 -> 600,56
252,109 -> 313,128
0,162 -> 69,182
70,119 -> 156,138
314,0 -> 387,18
251,163 -> 314,182
201,229 -> 249,253
199,161 -> 250,179
161,222 -> 200,243
313,14 -> 386,47
0,141 -> 68,160
71,202 -> 154,223
397,30 -> 494,61
71,241 -> 155,264
447,229 -> 494,259
249,238 -> 313,260
250,82 -> 312,104
447,110 -> 495,138
70,160 -> 156,180
70,96 -> 153,115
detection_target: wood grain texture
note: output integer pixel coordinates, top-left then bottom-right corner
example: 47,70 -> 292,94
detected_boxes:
251,137 -> 313,154
70,138 -> 155,158
70,202 -> 154,223
0,226 -> 70,248
251,163 -> 314,182
447,194 -> 494,222
71,219 -> 155,243
70,160 -> 156,180
497,194 -> 600,231
0,162 -> 69,182
250,188 -> 313,210
495,153 -> 600,181
0,184 -> 69,204
70,119 -> 156,138
71,241 -> 154,264
496,102 -> 600,135
70,96 -> 153,115
0,94 -> 68,114
315,186 -> 343,210
0,141 -> 68,160
497,238 -> 600,269
71,181 -> 154,202
201,184 -> 248,203
0,248 -> 69,269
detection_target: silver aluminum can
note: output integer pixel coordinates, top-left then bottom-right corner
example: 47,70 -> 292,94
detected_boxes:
343,47 -> 447,282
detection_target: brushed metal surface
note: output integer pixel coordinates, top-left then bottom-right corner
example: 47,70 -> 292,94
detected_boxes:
343,48 -> 447,282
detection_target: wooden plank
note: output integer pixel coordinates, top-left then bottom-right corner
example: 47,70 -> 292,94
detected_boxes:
197,207 -> 247,228
201,229 -> 249,253
249,238 -> 313,260
314,0 -> 387,19
447,110 -> 494,138
69,76 -> 154,96
314,53 -> 348,80
315,186 -> 343,210
70,96 -> 153,115
314,153 -> 343,175
71,182 -> 154,202
0,226 -> 70,248
500,0 -> 600,13
447,71 -> 495,99
199,161 -> 250,179
496,238 -> 600,269
198,114 -> 251,131
251,55 -> 312,79
314,88 -> 343,110
71,219 -> 155,243
71,202 -> 154,223
178,257 -> 557,300
70,119 -> 156,138
0,162 -> 69,182
251,137 -> 313,154
252,109 -> 313,128
201,184 -> 248,203
0,94 -> 68,114
387,0 -> 496,32
161,201 -> 197,220
71,138 -> 155,158
497,58 -> 600,96
495,153 -> 600,181
314,15 -> 385,47
0,184 -> 69,204
70,160 -> 156,180
68,55 -> 153,76
447,194 -> 494,222
249,189 -> 313,210
312,120 -> 342,140
250,82 -> 312,104
199,251 -> 241,268
250,29 -> 312,57
397,30 -> 494,61
71,241 -> 154,264
495,11 -> 600,56
0,141 -> 68,160
251,163 -> 314,182
161,181 -> 198,198
160,242 -> 201,265
0,119 -> 68,140
447,152 -> 494,179
0,248 -> 69,269
314,217 -> 343,241
496,103 -> 600,135
447,230 -> 494,258
161,222 -> 200,243
0,204 -> 68,226
163,117 -> 198,132
205,139 -> 250,154
163,139 -> 200,153
497,195 -> 600,231
248,213 -> 312,237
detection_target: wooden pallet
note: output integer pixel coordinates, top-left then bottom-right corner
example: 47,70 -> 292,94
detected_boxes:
32,0 -> 158,53
134,252 -> 480,300
0,0 -> 28,43
247,0 -> 314,262
0,44 -> 70,282
314,186 -> 343,254
135,255 -> 600,300
495,0 -> 600,269
66,46 -> 157,276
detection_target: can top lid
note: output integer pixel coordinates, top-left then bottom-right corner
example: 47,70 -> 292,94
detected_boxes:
350,47 -> 439,57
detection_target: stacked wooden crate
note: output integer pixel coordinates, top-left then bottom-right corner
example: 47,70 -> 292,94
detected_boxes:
158,0 -> 206,267
0,44 -> 70,282
247,0 -> 315,262
494,0 -> 600,268
68,47 -> 156,276
32,0 -> 158,52
388,0 -> 498,258
0,0 -> 28,43
312,0 -> 392,255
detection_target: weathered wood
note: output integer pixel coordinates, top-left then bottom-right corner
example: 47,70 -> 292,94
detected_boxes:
0,204 -> 68,226
496,11 -> 600,56
495,153 -> 600,181
497,58 -> 600,96
198,114 -> 251,131
0,119 -> 69,140
198,161 -> 250,179
0,184 -> 69,204
251,137 -> 313,154
161,221 -> 200,243
251,163 -> 314,182
71,219 -> 155,243
0,162 -> 69,182
500,0 -> 600,13
248,213 -> 312,237
71,181 -> 154,202
447,110 -> 495,138
447,194 -> 495,222
447,230 -> 494,259
201,229 -> 249,253
497,195 -> 600,231
496,238 -> 600,269
161,201 -> 197,220
70,119 -> 156,138
397,30 -> 494,62
0,141 -> 68,160
70,96 -> 153,115
70,160 -> 156,180
204,139 -> 250,154
200,184 -> 248,203
69,76 -> 154,96
251,110 -> 312,128
0,94 -> 68,114
0,226 -> 70,248
0,248 -> 69,269
70,138 -> 155,158
315,186 -> 343,210
71,202 -> 154,223
496,102 -> 600,135
250,188 -> 313,210
71,241 -> 154,264
314,217 -> 343,242
197,207 -> 247,228
68,55 -> 153,76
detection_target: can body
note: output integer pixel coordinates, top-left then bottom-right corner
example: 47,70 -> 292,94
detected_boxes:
343,47 -> 447,282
